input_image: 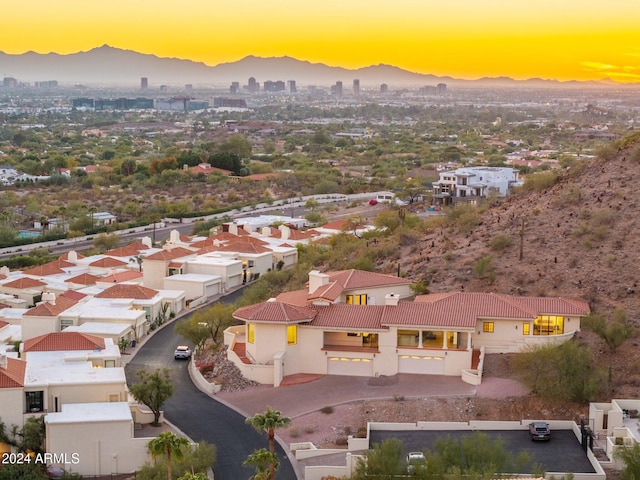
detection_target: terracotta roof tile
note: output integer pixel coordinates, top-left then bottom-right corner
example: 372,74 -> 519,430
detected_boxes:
310,304 -> 386,330
0,320 -> 8,329
96,284 -> 159,300
3,277 -> 47,289
233,301 -> 316,323
144,247 -> 196,261
65,273 -> 101,285
24,295 -> 78,317
216,241 -> 271,254
327,269 -> 410,290
105,245 -> 145,258
308,281 -> 344,302
0,357 -> 26,388
321,219 -> 348,230
89,257 -> 128,268
99,270 -> 143,283
286,229 -> 313,240
23,332 -> 106,352
275,289 -> 310,307
23,258 -> 74,276
59,251 -> 85,260
59,290 -> 88,301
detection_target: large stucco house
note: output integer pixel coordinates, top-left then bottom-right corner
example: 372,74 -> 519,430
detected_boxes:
224,269 -> 590,386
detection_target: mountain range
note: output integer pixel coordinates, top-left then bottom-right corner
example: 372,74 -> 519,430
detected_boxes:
0,45 -> 632,88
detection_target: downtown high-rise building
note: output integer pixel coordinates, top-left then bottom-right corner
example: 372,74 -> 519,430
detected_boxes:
287,80 -> 297,93
353,79 -> 360,95
141,77 -> 148,90
331,81 -> 343,96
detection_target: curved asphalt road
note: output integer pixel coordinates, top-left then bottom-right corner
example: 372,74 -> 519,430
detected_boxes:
124,296 -> 297,480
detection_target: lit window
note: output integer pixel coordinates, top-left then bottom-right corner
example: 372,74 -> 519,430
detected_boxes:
247,323 -> 255,344
287,325 -> 297,345
523,323 -> 530,335
346,294 -> 367,305
483,322 -> 494,333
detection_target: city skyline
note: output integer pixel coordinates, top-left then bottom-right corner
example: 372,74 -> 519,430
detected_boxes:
2,0 -> 640,83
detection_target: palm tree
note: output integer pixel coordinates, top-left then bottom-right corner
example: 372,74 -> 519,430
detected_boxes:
245,408 -> 291,480
130,254 -> 144,272
148,431 -> 190,480
243,448 -> 279,480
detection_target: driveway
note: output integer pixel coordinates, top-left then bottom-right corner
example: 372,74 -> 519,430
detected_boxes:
125,301 -> 298,480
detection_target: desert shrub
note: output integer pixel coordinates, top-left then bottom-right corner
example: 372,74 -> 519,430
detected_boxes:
289,426 -> 300,438
474,256 -> 494,279
304,425 -> 316,434
320,405 -> 334,414
522,171 -> 558,192
490,233 -> 512,251
444,204 -> 481,233
512,341 -> 603,404
393,395 -> 405,402
552,186 -> 583,207
335,436 -> 348,446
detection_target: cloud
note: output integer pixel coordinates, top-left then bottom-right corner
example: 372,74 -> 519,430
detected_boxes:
581,60 -> 640,81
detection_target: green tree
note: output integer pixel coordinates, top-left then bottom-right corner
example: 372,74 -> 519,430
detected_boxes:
18,416 -> 46,454
93,233 -> 120,252
175,303 -> 234,351
582,310 -> 635,352
246,408 -> 291,480
130,368 -> 174,426
427,431 -> 534,478
615,441 -> 640,480
512,341 -> 602,404
352,438 -> 405,480
148,432 -> 190,480
243,448 -> 280,480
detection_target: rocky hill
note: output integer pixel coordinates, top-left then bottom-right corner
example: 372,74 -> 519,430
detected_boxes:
385,134 -> 640,398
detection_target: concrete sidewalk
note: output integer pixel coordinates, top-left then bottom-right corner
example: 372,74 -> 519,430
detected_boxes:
216,373 -> 477,418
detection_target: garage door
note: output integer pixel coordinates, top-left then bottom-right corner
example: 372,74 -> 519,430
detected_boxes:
327,356 -> 374,376
398,355 -> 445,375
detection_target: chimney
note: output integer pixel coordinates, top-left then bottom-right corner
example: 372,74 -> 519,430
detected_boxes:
308,270 -> 330,294
229,223 -> 238,236
279,225 -> 290,240
67,250 -> 78,263
385,293 -> 400,307
42,291 -> 56,305
141,236 -> 152,249
0,354 -> 7,369
261,226 -> 271,237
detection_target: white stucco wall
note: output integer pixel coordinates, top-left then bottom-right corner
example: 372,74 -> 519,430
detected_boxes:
21,315 -> 59,341
0,388 -> 24,428
46,405 -> 152,476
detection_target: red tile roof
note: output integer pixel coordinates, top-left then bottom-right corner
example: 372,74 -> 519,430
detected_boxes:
233,301 -> 316,323
106,244 -> 146,258
238,290 -> 590,331
307,269 -> 410,302
286,229 -> 313,240
23,332 -> 106,352
413,292 -> 590,322
3,277 -> 47,289
65,273 -> 101,285
89,257 -> 128,268
23,258 -> 75,276
24,295 -> 78,317
96,284 -> 159,300
189,163 -> 232,176
99,270 -> 143,283
59,290 -> 88,301
144,247 -> 196,261
59,251 -> 86,260
320,219 -> 348,230
275,289 -> 310,307
0,357 -> 26,388
326,270 -> 410,290
216,241 -> 271,254
0,320 -> 8,329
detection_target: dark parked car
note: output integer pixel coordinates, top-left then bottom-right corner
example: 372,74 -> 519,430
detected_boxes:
529,421 -> 551,441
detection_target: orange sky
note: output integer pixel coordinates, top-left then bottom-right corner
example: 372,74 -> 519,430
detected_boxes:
2,0 -> 640,82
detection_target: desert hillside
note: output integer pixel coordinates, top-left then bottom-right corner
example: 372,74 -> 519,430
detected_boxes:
386,134 -> 640,398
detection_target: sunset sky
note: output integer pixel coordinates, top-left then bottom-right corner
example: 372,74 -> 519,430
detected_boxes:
3,0 -> 640,83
